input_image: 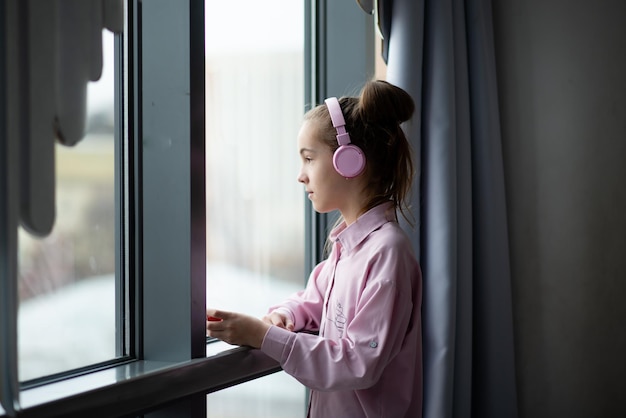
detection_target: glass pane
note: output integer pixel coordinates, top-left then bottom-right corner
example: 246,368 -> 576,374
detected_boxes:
18,31 -> 118,382
205,0 -> 306,415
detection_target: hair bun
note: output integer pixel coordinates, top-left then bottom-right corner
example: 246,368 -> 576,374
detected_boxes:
358,80 -> 415,127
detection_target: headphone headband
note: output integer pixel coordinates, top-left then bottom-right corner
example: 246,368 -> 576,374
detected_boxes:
324,97 -> 351,146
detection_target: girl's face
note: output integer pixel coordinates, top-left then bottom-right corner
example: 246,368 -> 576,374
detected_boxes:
297,120 -> 357,216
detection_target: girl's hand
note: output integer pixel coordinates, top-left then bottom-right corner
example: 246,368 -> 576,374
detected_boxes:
262,310 -> 295,331
206,309 -> 271,349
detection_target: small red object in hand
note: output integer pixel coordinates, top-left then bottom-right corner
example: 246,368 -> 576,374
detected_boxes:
207,316 -> 222,321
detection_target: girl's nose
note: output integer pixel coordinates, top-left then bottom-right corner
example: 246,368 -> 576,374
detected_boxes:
297,170 -> 306,184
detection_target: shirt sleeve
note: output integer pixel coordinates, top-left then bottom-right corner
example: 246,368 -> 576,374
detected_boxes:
266,260 -> 329,332
261,245 -> 418,392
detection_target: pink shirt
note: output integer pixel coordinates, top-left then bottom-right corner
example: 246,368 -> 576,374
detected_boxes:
261,203 -> 422,418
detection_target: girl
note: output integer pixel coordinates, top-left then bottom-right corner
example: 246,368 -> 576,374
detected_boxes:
206,80 -> 422,418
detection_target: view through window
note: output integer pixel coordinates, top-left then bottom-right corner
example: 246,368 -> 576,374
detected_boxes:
204,0 -> 307,416
17,31 -> 118,382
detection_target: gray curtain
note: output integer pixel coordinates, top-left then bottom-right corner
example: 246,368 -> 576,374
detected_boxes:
377,0 -> 518,416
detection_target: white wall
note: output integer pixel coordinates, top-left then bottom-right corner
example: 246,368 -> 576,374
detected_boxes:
492,1 -> 626,417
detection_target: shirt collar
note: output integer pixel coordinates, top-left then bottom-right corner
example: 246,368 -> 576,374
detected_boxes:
329,202 -> 397,253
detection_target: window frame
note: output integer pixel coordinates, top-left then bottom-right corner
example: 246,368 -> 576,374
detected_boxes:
0,1 -> 374,417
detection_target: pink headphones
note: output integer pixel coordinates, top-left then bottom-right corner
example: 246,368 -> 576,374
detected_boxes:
325,97 -> 366,178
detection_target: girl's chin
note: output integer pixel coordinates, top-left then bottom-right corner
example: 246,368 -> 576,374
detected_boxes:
311,204 -> 335,214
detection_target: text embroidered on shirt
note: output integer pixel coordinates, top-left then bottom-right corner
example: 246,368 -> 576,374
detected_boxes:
328,299 -> 347,337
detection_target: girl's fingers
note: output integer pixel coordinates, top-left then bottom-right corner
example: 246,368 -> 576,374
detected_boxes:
263,312 -> 294,331
206,308 -> 231,321
285,320 -> 295,331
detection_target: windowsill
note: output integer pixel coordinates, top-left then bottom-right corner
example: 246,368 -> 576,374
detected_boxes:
14,342 -> 281,418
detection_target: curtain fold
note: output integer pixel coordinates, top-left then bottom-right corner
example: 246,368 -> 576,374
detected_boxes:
378,0 -> 518,417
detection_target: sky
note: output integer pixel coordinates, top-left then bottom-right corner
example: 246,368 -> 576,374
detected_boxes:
205,0 -> 304,53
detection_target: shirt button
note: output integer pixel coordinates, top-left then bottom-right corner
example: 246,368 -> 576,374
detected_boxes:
369,341 -> 378,348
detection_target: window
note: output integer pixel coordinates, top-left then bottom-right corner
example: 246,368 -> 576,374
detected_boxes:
0,1 -> 374,416
203,1 -> 306,415
204,0 -> 305,322
17,30 -> 120,383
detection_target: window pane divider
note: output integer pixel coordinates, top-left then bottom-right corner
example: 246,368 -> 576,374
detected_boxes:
1,0 -> 25,415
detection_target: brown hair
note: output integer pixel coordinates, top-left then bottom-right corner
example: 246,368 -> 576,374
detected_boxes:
305,80 -> 416,225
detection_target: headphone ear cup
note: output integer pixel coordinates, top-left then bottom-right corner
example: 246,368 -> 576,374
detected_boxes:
333,144 -> 366,178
